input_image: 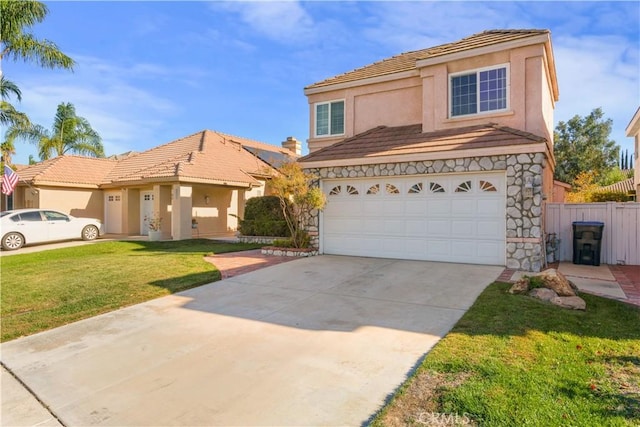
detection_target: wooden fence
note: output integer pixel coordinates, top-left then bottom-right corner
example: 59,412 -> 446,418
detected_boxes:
545,202 -> 640,265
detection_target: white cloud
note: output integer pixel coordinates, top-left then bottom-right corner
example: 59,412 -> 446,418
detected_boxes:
210,1 -> 316,44
553,34 -> 639,150
9,55 -> 188,163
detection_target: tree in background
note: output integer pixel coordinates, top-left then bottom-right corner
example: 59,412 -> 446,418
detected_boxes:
1,0 -> 75,164
553,108 -> 620,185
0,0 -> 75,74
620,149 -> 634,170
8,102 -> 104,160
269,162 -> 326,248
0,76 -> 29,129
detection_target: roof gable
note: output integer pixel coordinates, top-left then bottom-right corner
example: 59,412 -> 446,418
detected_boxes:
305,29 -> 552,92
18,130 -> 290,188
16,156 -> 117,187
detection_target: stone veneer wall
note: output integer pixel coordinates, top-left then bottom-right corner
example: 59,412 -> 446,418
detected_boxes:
304,153 -> 546,272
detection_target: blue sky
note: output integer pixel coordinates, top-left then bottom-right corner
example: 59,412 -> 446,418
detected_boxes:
5,1 -> 639,165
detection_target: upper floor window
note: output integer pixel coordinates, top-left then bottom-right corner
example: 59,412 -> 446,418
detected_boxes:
315,100 -> 344,137
450,65 -> 508,117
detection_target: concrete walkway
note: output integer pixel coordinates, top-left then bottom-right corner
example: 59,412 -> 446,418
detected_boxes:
0,256 -> 502,426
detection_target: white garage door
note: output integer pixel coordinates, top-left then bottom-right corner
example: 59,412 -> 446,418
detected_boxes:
321,172 -> 506,265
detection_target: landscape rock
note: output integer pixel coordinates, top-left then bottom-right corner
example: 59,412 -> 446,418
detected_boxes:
550,296 -> 586,311
536,269 -> 576,296
508,279 -> 530,294
528,287 -> 558,301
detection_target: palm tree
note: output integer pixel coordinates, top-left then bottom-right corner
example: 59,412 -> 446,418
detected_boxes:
0,0 -> 75,74
1,135 -> 16,165
0,76 -> 30,127
9,102 -> 104,160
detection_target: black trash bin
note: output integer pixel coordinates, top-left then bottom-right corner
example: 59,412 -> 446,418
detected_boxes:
572,221 -> 604,266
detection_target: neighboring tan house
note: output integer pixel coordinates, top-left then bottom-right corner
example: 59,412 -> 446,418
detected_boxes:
299,29 -> 559,272
9,130 -> 299,239
626,107 -> 640,196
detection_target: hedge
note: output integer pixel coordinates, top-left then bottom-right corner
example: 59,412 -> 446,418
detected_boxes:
238,196 -> 291,237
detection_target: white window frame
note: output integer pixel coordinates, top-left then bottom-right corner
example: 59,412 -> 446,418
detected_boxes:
449,63 -> 510,118
314,99 -> 345,138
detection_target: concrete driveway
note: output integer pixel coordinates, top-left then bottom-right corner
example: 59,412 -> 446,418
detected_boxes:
1,255 -> 502,426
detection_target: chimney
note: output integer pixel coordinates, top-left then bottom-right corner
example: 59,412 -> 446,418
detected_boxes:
281,136 -> 301,156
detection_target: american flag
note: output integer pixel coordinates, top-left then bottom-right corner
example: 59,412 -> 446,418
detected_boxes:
2,165 -> 19,195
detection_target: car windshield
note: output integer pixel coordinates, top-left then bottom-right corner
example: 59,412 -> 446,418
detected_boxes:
0,211 -> 14,217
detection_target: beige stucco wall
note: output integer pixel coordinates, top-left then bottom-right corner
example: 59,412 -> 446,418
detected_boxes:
190,185 -> 238,237
307,43 -> 556,158
33,187 -> 103,220
307,77 -> 422,152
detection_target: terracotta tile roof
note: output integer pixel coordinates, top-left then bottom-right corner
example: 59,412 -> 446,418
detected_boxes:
16,156 -> 117,186
17,130 -> 288,188
306,29 -> 549,90
106,130 -> 284,185
599,178 -> 635,193
299,123 -> 546,163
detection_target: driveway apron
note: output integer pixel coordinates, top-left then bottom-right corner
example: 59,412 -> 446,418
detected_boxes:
1,255 -> 502,426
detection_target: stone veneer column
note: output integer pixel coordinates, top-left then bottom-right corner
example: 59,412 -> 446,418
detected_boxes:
303,152 -> 546,272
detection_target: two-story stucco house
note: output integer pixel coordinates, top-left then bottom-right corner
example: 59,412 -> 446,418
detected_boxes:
299,29 -> 559,272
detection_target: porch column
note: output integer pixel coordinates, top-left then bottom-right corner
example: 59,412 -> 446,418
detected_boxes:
171,184 -> 193,240
154,185 -> 173,239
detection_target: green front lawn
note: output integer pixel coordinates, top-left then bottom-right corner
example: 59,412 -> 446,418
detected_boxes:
373,283 -> 640,426
0,239 -> 262,342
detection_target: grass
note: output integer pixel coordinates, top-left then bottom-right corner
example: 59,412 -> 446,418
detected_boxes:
373,282 -> 640,427
0,239 -> 263,342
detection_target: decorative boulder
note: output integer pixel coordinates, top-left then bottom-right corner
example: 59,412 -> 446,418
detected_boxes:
529,288 -> 558,302
508,278 -> 530,294
536,269 -> 576,297
550,296 -> 586,311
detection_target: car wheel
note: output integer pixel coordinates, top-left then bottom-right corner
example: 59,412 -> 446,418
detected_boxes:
2,232 -> 24,250
82,225 -> 99,241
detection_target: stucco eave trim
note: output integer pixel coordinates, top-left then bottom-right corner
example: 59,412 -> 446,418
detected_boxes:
300,142 -> 547,169
625,107 -> 640,136
22,181 -> 100,189
102,177 -> 255,189
415,34 -> 550,68
304,70 -> 420,95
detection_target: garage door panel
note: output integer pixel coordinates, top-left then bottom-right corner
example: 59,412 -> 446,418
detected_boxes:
322,173 -> 505,265
477,199 -> 502,215
384,220 -> 405,234
426,240 -> 452,257
405,220 -> 427,236
427,199 -> 450,214
451,199 -> 474,215
427,219 -> 450,236
406,200 -> 427,215
477,220 -> 502,237
383,200 -> 404,215
451,220 -> 474,236
362,218 -> 384,233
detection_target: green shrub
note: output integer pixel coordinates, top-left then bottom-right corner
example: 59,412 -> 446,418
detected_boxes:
588,191 -> 632,202
238,196 -> 291,237
271,231 -> 311,248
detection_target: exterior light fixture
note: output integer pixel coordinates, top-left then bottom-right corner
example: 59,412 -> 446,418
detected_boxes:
204,195 -> 210,205
523,176 -> 534,199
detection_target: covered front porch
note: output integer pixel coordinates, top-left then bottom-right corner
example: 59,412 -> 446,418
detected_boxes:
104,181 -> 265,240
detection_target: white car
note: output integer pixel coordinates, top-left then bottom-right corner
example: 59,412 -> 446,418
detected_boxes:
0,209 -> 104,251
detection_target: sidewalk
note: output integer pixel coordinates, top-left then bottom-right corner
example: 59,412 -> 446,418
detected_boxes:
499,263 -> 640,308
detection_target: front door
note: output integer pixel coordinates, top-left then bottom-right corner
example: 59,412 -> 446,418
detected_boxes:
140,191 -> 154,235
